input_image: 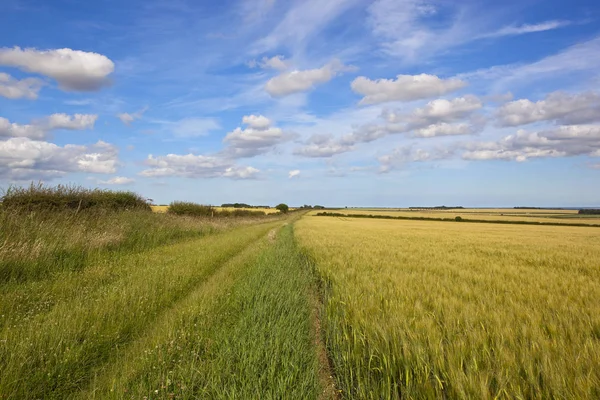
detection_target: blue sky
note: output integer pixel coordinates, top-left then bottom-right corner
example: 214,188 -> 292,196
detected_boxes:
1,0 -> 599,207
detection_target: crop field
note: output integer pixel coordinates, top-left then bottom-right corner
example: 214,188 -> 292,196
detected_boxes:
340,208 -> 600,225
2,186 -> 600,399
296,215 -> 600,398
151,205 -> 282,214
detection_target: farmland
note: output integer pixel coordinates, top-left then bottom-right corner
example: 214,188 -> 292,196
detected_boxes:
1,187 -> 600,399
340,208 -> 600,225
296,215 -> 600,398
151,205 -> 283,214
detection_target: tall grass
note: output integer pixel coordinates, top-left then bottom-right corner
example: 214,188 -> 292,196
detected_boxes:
1,182 -> 151,212
0,222 -> 280,398
168,201 -> 267,218
83,224 -> 323,399
296,216 -> 600,399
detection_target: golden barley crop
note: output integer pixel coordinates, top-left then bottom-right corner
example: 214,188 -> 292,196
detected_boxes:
333,208 -> 600,225
296,215 -> 600,399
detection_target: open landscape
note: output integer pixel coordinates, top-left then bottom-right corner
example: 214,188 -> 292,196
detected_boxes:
2,1 -> 600,398
1,185 -> 599,399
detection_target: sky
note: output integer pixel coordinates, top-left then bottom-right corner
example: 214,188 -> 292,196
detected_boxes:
1,0 -> 599,207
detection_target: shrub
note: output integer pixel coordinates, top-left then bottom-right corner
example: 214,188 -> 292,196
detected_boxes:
275,203 -> 289,213
168,202 -> 214,217
455,216 -> 463,222
1,183 -> 151,212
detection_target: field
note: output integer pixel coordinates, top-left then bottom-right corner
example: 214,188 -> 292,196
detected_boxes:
2,192 -> 600,399
339,208 -> 600,225
296,215 -> 600,398
151,205 -> 282,214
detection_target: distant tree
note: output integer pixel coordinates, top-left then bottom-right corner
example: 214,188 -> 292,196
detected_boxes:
314,205 -> 325,209
275,203 -> 289,213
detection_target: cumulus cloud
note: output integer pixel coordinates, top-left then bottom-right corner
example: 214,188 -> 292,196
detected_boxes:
462,125 -> 600,162
265,59 -> 351,97
414,123 -> 474,138
294,133 -> 354,157
387,96 -> 482,124
0,118 -> 46,139
497,91 -> 600,127
0,47 -> 114,91
0,138 -> 118,180
45,113 -> 98,130
223,115 -> 295,158
378,145 -> 453,172
140,153 -> 259,179
351,74 -> 467,105
242,114 -> 272,129
288,169 -> 300,178
117,107 -> 148,126
249,55 -> 290,71
381,95 -> 484,137
0,72 -> 44,99
0,113 -> 97,140
99,176 -> 135,185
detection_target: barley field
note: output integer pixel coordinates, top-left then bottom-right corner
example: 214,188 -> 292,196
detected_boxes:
340,208 -> 600,225
296,215 -> 600,399
3,187 -> 600,399
151,205 -> 282,214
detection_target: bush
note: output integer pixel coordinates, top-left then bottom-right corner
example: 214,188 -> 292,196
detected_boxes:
455,216 -> 463,222
579,209 -> 600,215
276,203 -> 289,213
1,183 -> 151,212
168,202 -> 214,217
168,202 -> 267,218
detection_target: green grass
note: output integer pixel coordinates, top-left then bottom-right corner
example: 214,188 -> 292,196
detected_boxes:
0,208 -> 234,283
82,224 -> 324,399
0,211 -> 326,399
1,183 -> 151,212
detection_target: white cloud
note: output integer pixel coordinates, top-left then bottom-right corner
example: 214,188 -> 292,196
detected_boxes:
414,123 -> 474,138
242,114 -> 272,129
288,169 -> 300,178
379,145 -> 453,172
223,115 -> 295,158
385,95 -> 483,127
249,55 -> 290,71
0,47 -> 114,91
0,118 -> 46,139
294,133 -> 355,157
251,0 -> 361,54
0,138 -> 118,180
265,59 -> 351,97
497,91 -> 600,127
351,74 -> 467,105
0,72 -> 44,99
117,107 -> 148,126
172,117 -> 221,137
99,176 -> 135,185
140,153 -> 259,179
483,20 -> 571,39
45,113 -> 98,130
367,0 -> 573,62
223,166 -> 260,179
460,36 -> 600,92
462,125 -> 600,162
0,113 -> 97,140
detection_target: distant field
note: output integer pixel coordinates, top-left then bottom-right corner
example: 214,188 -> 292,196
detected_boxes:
297,215 -> 600,398
151,205 -> 282,214
336,208 -> 600,225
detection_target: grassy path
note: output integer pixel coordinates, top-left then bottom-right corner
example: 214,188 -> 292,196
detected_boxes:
1,219 -> 330,399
